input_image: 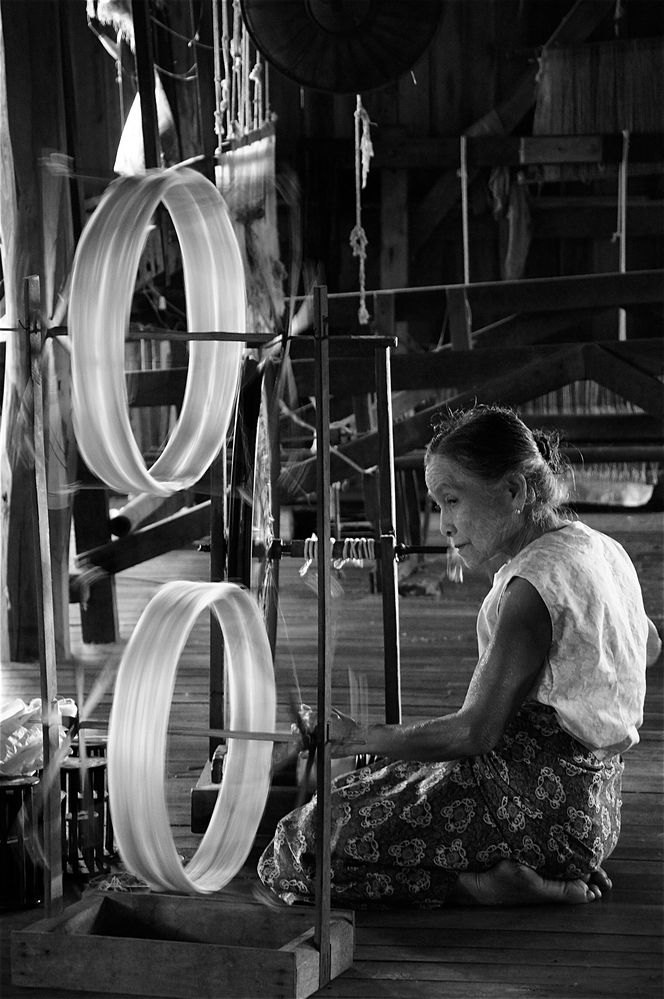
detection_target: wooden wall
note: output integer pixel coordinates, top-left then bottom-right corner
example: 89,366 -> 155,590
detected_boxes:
261,0 -> 663,345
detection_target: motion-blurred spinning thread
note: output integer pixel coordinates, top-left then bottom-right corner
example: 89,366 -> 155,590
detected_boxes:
107,581 -> 276,893
69,167 -> 245,496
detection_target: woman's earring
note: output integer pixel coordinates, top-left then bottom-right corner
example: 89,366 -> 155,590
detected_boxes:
515,508 -> 521,515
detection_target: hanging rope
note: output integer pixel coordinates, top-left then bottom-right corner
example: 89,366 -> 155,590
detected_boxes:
349,95 -> 373,326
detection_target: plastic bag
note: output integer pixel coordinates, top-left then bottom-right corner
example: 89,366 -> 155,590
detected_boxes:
0,698 -> 70,777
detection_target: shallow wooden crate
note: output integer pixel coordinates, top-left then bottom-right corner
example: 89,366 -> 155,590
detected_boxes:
10,891 -> 355,999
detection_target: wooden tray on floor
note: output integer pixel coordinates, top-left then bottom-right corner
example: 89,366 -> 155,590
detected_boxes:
11,890 -> 354,999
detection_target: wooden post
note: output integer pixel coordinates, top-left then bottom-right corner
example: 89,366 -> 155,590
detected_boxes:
209,441 -> 227,759
131,0 -> 161,169
374,345 -> 402,725
72,456 -> 119,644
313,285 -> 332,987
25,276 -> 63,914
447,286 -> 473,351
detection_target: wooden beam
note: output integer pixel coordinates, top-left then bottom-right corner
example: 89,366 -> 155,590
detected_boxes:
372,133 -> 664,170
520,413 -> 664,443
446,287 -> 473,351
448,270 -> 664,318
605,340 -> 664,377
532,200 -> 664,239
290,338 -> 660,398
131,0 -> 160,168
283,345 -> 586,495
74,501 -> 211,576
472,309 -> 618,349
395,443 -> 664,468
582,344 -> 664,421
313,270 -> 664,332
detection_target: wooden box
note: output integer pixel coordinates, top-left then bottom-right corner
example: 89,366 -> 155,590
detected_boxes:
11,891 -> 355,998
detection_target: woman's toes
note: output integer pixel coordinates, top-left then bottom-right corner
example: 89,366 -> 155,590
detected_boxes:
453,861 -> 604,906
588,866 -> 612,892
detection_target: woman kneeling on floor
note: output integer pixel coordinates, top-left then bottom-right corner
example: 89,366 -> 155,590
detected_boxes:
258,405 -> 662,907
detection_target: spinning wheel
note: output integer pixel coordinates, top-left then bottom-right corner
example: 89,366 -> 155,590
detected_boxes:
240,0 -> 443,94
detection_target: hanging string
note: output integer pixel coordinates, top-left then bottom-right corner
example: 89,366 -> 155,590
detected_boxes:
221,0 -> 232,138
249,55 -> 263,131
612,129 -> 630,342
231,0 -> 243,133
212,0 -> 224,151
299,535 -> 376,576
349,95 -> 373,326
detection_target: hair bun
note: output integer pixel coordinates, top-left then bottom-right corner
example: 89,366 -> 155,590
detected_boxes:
532,428 -> 561,470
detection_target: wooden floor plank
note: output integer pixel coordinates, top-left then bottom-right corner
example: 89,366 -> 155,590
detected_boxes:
0,511 -> 662,999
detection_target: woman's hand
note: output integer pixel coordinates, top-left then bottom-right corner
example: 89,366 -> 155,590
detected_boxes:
291,704 -> 370,759
328,709 -> 368,758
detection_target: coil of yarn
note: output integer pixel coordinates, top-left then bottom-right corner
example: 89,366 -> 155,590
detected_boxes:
107,581 -> 275,893
69,167 -> 245,496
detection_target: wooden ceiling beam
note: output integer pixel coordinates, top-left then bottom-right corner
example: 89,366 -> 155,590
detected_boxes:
289,338 -> 660,398
311,269 -> 664,332
372,133 -> 664,171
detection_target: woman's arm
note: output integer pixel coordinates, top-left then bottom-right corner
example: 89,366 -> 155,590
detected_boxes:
329,576 -> 551,761
646,617 -> 662,667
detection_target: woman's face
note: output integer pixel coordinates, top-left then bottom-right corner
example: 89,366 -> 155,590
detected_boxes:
425,454 -> 521,570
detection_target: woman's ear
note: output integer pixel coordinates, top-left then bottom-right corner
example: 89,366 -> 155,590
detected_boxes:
505,473 -> 527,508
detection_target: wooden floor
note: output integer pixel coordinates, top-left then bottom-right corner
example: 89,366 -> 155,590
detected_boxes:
1,510 -> 662,999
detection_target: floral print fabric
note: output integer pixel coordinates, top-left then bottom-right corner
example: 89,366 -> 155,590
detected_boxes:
257,704 -> 623,907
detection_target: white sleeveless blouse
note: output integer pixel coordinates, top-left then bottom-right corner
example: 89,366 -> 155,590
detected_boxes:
476,521 -> 648,758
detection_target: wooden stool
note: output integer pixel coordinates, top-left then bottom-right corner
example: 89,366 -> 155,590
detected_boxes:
71,735 -> 114,857
0,775 -> 42,908
60,756 -> 109,876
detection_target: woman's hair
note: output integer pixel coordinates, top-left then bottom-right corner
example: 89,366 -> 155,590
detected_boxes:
425,404 -> 571,524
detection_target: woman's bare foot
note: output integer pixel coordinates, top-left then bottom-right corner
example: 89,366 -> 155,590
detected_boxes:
451,860 -> 611,906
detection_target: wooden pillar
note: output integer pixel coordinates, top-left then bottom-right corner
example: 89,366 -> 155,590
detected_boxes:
374,345 -> 402,725
208,441 -> 226,759
313,286 -> 332,986
131,0 -> 161,169
72,457 -> 119,644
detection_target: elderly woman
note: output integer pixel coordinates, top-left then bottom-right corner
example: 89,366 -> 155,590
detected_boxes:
258,405 -> 661,907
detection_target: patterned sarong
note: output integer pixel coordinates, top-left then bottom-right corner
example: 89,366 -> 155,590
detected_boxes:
257,703 -> 623,907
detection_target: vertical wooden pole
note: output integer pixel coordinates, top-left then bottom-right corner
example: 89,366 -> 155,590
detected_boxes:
131,0 -> 161,169
313,285 -> 332,987
209,441 -> 226,759
262,357 -> 281,657
374,344 -> 402,725
25,276 -> 63,914
72,455 -> 119,643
